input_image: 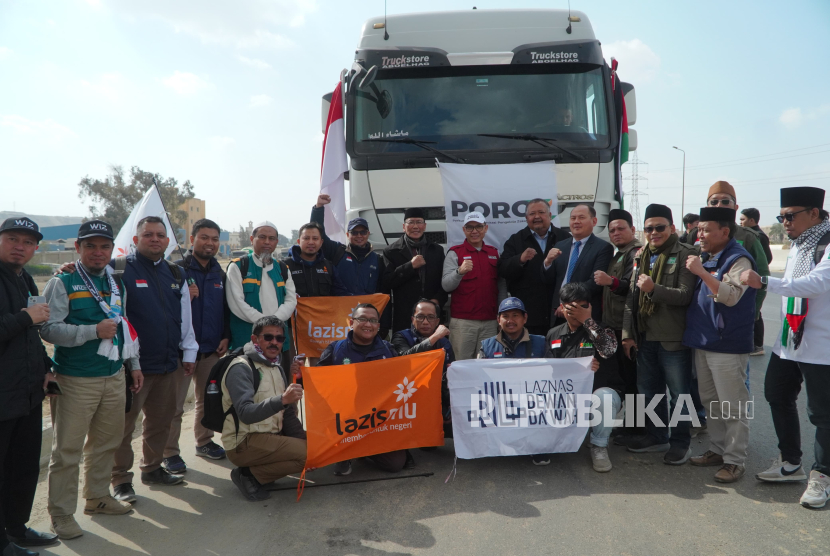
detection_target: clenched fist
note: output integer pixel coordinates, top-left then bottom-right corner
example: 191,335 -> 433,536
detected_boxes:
594,270 -> 613,286
637,274 -> 655,293
96,319 -> 118,339
411,255 -> 426,268
458,260 -> 474,275
544,248 -> 562,267
520,248 -> 537,263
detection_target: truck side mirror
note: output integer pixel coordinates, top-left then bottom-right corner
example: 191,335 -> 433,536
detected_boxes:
360,66 -> 378,90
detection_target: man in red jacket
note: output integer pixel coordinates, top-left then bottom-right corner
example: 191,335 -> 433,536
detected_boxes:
442,212 -> 504,360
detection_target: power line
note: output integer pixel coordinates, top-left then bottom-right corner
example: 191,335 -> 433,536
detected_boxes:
654,175 -> 830,191
650,142 -> 830,173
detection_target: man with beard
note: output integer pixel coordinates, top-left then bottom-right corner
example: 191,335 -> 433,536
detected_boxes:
499,199 -> 570,335
391,299 -> 455,438
382,209 -> 447,335
226,221 -> 297,357
163,219 -> 231,475
283,222 -> 348,298
741,187 -> 830,508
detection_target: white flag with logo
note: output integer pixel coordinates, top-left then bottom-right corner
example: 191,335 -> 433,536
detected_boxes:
439,161 -> 557,252
448,357 -> 595,459
114,185 -> 178,259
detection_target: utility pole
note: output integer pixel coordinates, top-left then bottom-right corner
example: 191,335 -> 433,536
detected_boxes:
623,151 -> 647,228
673,146 -> 686,216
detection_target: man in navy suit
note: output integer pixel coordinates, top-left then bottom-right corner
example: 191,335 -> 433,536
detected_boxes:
541,204 -> 614,325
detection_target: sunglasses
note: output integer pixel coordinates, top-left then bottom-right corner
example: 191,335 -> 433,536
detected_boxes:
260,334 -> 285,343
353,316 -> 380,325
776,208 -> 810,223
708,199 -> 733,206
349,229 -> 369,236
643,225 -> 668,234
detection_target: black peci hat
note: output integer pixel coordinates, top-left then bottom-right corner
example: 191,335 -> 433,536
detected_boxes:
699,207 -> 737,222
644,204 -> 673,224
403,208 -> 426,221
780,187 -> 825,209
607,208 -> 633,226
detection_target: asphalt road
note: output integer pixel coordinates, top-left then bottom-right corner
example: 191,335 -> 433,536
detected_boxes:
28,282 -> 829,556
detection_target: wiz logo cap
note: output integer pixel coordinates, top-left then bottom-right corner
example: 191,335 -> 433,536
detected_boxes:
77,220 -> 114,240
0,217 -> 43,241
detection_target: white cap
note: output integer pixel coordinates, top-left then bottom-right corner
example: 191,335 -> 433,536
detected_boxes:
463,212 -> 486,225
252,220 -> 278,235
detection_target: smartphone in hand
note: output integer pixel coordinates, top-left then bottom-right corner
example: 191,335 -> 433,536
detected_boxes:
46,381 -> 63,396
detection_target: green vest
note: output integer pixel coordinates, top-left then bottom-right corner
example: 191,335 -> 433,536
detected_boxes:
229,255 -> 291,351
54,272 -> 124,377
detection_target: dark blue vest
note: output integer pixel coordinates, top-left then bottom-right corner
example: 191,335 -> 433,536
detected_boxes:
480,333 -> 546,359
683,239 -> 757,354
116,253 -> 184,374
398,328 -> 455,366
330,333 -> 396,364
180,254 -> 225,353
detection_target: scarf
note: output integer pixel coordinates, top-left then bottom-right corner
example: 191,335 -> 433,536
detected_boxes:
348,243 -> 372,259
782,219 -> 830,349
253,343 -> 280,365
637,233 -> 679,320
76,262 -> 139,362
404,235 -> 428,287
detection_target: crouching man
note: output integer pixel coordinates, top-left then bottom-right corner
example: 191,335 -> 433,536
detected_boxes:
222,316 -> 306,501
544,282 -> 622,473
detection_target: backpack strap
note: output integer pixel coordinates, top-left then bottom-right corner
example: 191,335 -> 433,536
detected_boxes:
332,243 -> 348,265
114,256 -> 128,278
815,231 -> 830,266
166,260 -> 182,283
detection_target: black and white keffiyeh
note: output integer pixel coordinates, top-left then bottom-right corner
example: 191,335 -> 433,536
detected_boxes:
783,219 -> 830,349
791,220 -> 830,279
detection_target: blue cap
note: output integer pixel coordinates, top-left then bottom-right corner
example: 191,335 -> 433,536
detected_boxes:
348,218 -> 369,232
498,297 -> 526,314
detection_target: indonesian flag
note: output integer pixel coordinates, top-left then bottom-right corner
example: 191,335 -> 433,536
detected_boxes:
320,81 -> 348,244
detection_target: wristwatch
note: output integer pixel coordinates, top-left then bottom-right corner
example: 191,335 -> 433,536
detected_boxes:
760,276 -> 768,286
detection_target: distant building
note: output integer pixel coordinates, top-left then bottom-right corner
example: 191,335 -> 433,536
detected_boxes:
179,198 -> 206,248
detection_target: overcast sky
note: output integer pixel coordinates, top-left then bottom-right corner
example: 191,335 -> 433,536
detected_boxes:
1,0 -> 828,232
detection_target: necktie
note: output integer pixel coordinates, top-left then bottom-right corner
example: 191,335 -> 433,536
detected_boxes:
566,240 -> 581,283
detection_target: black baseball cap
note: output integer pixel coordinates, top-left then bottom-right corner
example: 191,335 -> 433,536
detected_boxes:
0,217 -> 43,241
78,220 -> 114,240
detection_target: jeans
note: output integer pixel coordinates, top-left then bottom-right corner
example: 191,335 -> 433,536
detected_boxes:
589,388 -> 622,447
636,341 -> 693,449
765,353 -> 830,474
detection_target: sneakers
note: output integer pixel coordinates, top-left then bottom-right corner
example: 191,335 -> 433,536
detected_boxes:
333,460 -> 352,476
230,467 -> 270,501
162,455 -> 187,473
590,444 -> 612,473
664,445 -> 692,465
627,435 -> 670,453
141,467 -> 185,486
531,454 -> 551,466
49,515 -> 83,540
112,483 -> 137,503
750,346 -> 765,356
800,471 -> 830,509
756,456 -> 808,482
714,463 -> 746,483
84,495 -> 133,515
690,450 -> 724,467
195,441 -> 226,460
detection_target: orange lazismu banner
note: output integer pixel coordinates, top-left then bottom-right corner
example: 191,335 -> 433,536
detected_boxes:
302,350 -> 445,469
292,294 -> 390,358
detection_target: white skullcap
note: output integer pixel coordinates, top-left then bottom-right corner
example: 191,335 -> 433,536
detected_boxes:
252,221 -> 278,235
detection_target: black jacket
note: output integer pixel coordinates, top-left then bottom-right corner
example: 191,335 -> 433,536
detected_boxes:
751,225 -> 773,263
382,237 -> 447,333
283,245 -> 349,298
0,263 -> 51,421
498,225 -> 571,330
541,234 -> 613,324
544,321 -> 624,395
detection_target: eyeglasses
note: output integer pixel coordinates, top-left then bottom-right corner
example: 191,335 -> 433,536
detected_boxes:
259,334 -> 285,343
464,225 -> 485,232
777,208 -> 810,223
414,315 -> 439,322
643,225 -> 668,234
708,199 -> 733,206
405,219 -> 426,225
349,229 -> 370,236
353,317 -> 380,325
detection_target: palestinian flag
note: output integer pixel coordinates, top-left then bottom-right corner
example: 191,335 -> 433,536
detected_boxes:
783,296 -> 808,349
619,94 -> 630,165
610,58 -> 629,205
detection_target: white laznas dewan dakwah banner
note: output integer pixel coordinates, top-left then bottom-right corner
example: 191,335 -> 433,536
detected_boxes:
439,161 -> 557,252
448,357 -> 595,459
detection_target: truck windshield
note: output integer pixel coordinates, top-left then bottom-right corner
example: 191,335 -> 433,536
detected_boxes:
353,66 -> 610,154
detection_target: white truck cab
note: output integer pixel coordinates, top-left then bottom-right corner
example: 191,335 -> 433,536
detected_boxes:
323,8 -> 637,245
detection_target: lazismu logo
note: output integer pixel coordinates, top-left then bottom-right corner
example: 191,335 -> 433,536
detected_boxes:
307,321 -> 349,339
529,51 -> 579,63
335,377 -> 418,438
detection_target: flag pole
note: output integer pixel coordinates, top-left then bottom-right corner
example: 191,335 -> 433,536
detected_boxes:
151,177 -> 188,261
